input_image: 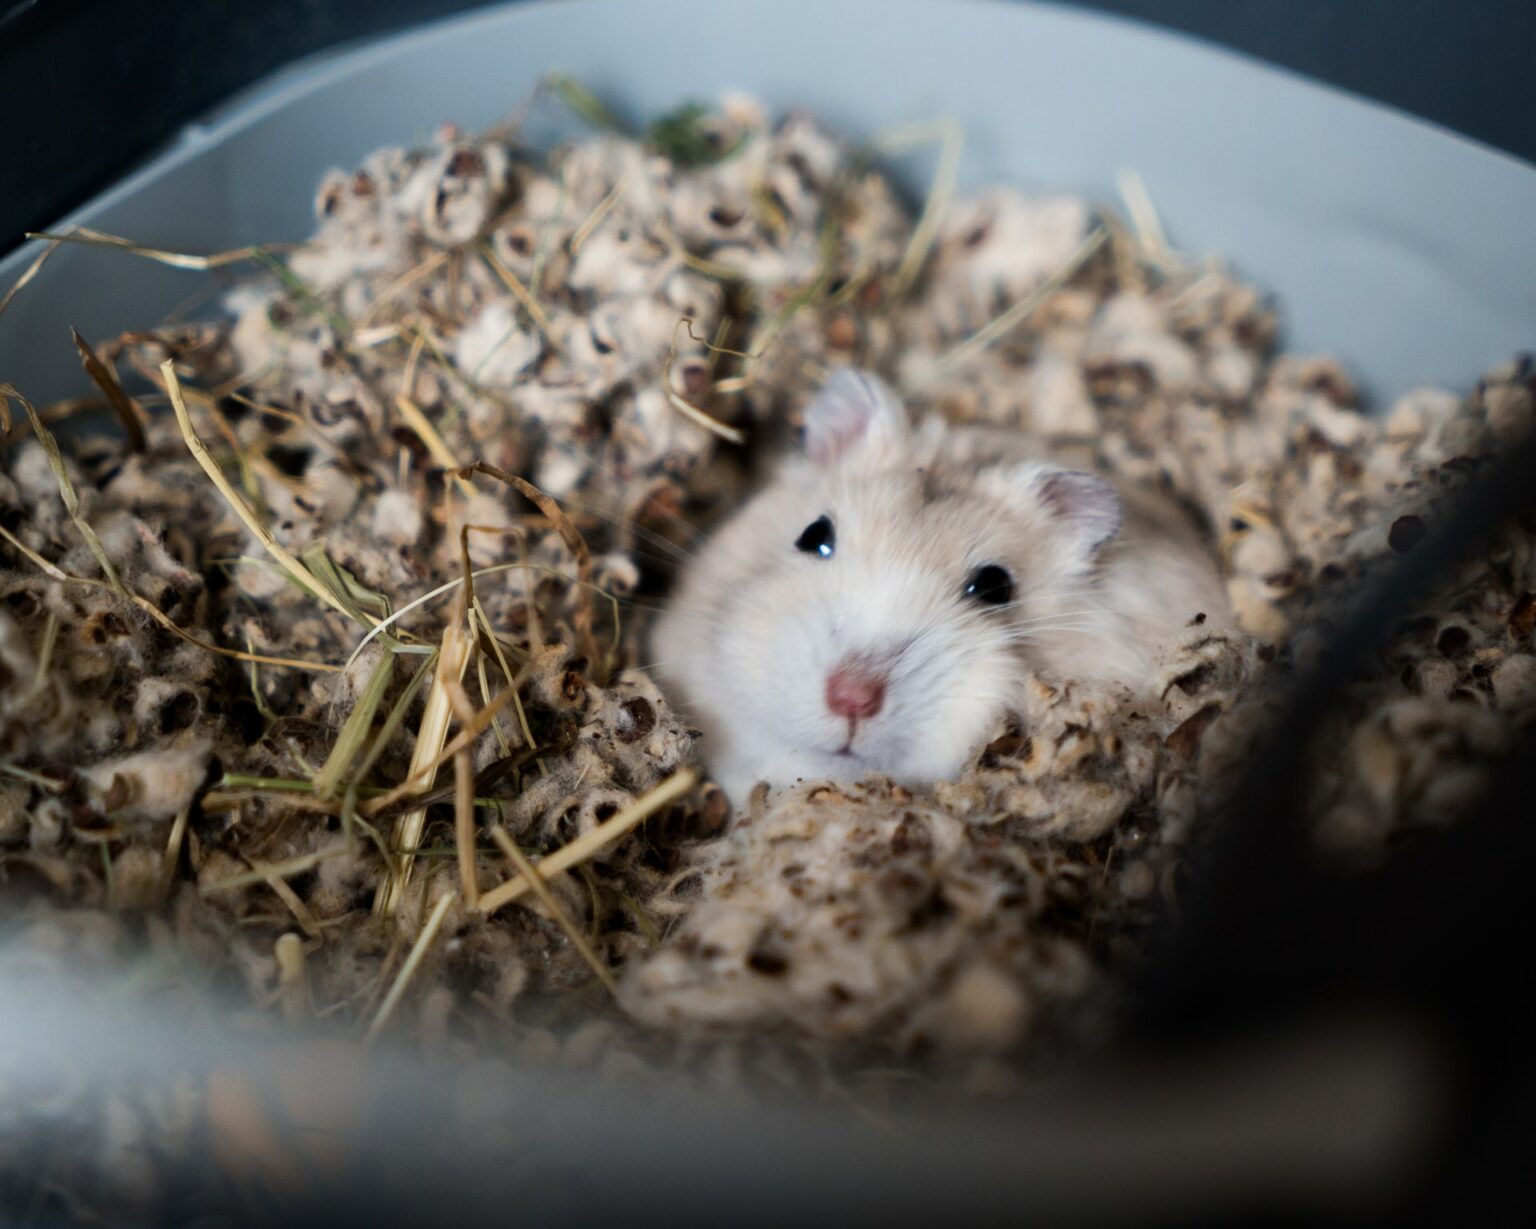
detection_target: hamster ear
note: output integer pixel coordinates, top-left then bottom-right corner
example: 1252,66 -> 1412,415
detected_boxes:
801,369 -> 907,465
1034,468 -> 1123,555
994,464 -> 1122,558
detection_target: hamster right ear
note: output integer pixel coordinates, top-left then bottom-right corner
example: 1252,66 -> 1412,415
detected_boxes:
982,462 -> 1123,562
801,369 -> 907,465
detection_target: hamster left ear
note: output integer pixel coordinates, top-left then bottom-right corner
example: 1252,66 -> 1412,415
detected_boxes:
801,368 -> 907,465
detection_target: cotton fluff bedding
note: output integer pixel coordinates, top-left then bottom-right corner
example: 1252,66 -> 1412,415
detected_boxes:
2,93 -> 1534,1183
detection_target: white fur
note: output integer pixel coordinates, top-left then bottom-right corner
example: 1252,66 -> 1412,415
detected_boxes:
653,371 -> 1230,804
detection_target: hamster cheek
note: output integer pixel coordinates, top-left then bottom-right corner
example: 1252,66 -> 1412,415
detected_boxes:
894,639 -> 1024,782
719,581 -> 844,755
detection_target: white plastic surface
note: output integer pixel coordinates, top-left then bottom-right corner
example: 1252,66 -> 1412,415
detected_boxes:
0,0 -> 1533,406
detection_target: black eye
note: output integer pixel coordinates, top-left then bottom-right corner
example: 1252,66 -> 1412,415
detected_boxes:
795,515 -> 835,559
963,564 -> 1013,606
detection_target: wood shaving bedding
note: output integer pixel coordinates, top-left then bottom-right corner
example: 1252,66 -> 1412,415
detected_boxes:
1,91 -> 1533,1223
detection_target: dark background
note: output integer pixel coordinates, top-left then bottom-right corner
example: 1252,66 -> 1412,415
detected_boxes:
0,0 -> 1532,255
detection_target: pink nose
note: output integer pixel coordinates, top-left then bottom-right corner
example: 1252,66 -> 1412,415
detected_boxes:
826,664 -> 886,720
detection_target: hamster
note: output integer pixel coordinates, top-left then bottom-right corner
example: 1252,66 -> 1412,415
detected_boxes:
651,369 -> 1231,805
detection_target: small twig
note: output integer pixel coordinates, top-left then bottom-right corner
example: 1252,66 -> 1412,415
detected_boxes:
162,361 -> 366,625
394,394 -> 475,497
444,683 -> 482,910
661,323 -> 748,445
301,547 -> 410,648
453,746 -> 480,910
0,237 -> 60,324
199,847 -> 350,895
0,517 -> 342,674
935,226 -> 1109,373
274,933 -> 310,1027
666,240 -> 751,283
365,886 -> 457,1043
342,649 -> 439,849
344,563 -> 622,673
471,606 -> 514,756
357,249 -> 451,328
100,845 -> 116,907
18,609 -> 59,705
457,463 -> 602,667
478,240 -> 553,337
359,675 -> 527,816
8,384 -> 126,593
568,179 -> 627,254
489,827 -> 617,994
71,328 -> 146,452
1117,168 -> 1179,274
261,865 -> 322,937
478,769 -> 697,916
372,601 -> 473,917
372,719 -> 558,817
24,226 -> 286,270
311,651 -> 397,801
214,775 -> 341,795
545,72 -> 633,136
880,118 -> 964,300
162,805 -> 191,886
0,763 -> 67,793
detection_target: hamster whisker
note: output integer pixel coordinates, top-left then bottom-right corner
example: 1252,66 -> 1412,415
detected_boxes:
552,494 -> 708,565
999,611 -> 1114,629
992,596 -> 1100,616
1003,611 -> 1109,630
1000,626 -> 1129,646
619,586 -> 731,614
608,599 -> 671,618
1005,605 -> 1103,619
1005,623 -> 1112,639
1004,624 -> 1113,637
986,586 -> 1096,611
627,658 -> 688,675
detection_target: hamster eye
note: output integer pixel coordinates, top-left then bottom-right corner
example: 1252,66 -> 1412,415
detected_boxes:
795,515 -> 836,559
963,564 -> 1013,606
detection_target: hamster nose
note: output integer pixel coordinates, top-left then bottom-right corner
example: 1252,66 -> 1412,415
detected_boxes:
826,664 -> 886,720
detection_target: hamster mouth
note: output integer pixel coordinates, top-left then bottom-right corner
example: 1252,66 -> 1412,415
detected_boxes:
833,718 -> 888,763
800,717 -> 888,765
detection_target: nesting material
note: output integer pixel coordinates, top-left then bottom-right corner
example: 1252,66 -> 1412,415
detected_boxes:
3,89 -> 1536,1218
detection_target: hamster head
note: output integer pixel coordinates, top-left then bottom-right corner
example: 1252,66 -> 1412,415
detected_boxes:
652,369 -> 1124,802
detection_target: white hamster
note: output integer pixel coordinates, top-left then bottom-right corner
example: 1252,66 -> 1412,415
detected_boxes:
651,369 -> 1231,804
